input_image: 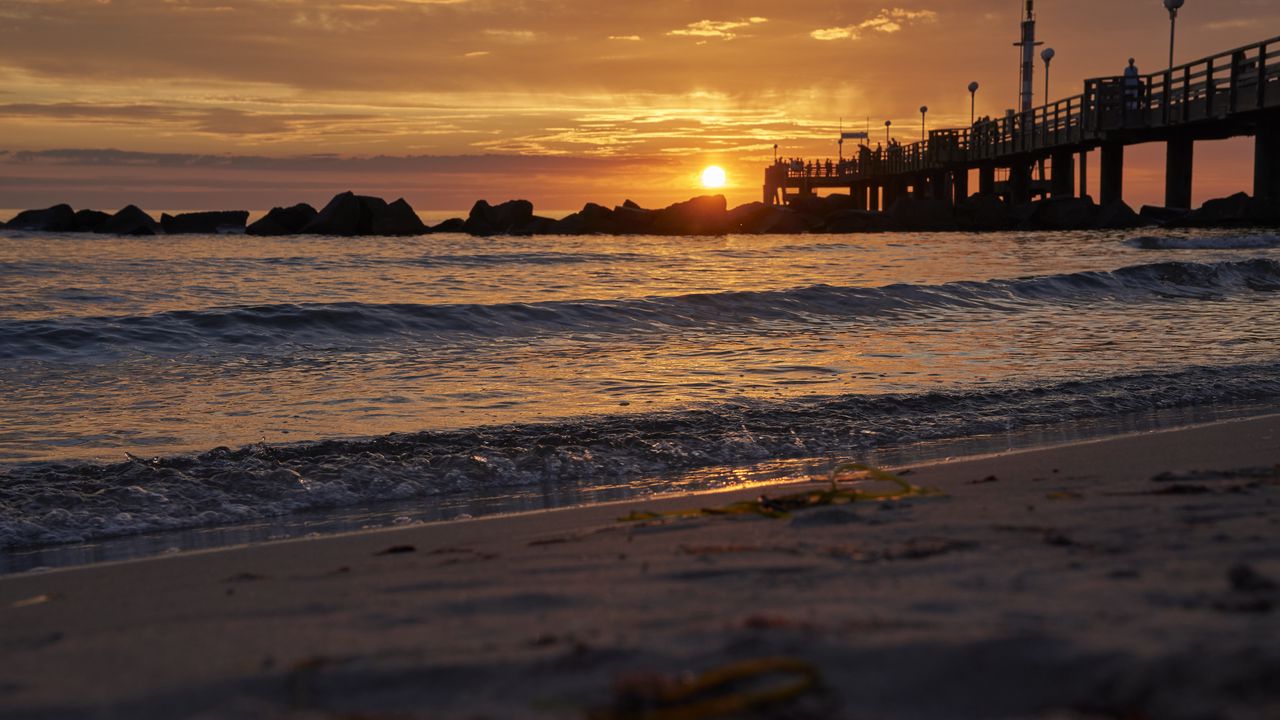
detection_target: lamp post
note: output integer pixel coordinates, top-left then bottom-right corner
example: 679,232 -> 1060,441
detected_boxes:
1041,48 -> 1055,104
919,106 -> 928,142
968,81 -> 980,125
884,120 -> 891,146
1165,0 -> 1185,70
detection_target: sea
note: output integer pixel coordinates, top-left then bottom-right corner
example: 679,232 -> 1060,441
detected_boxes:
3,221 -> 1280,572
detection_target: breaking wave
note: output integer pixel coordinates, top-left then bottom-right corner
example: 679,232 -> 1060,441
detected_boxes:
4,258 -> 1279,361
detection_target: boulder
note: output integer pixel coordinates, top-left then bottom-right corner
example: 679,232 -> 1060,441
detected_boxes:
72,210 -> 111,233
429,218 -> 467,234
612,203 -> 655,233
1175,192 -> 1280,227
550,203 -> 619,235
465,199 -> 535,236
303,192 -> 380,236
370,198 -> 428,236
822,209 -> 881,234
4,204 -> 77,232
247,203 -> 317,236
1139,205 -> 1191,226
161,210 -> 249,234
520,216 -> 558,235
1094,200 -> 1147,229
955,193 -> 1011,231
648,195 -> 730,235
885,196 -> 958,232
97,205 -> 161,235
1025,196 -> 1099,231
727,202 -> 808,234
788,194 -> 855,218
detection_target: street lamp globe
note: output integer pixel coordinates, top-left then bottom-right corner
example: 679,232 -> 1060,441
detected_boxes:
1165,0 -> 1185,13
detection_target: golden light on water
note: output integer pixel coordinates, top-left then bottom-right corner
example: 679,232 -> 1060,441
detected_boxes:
701,166 -> 727,189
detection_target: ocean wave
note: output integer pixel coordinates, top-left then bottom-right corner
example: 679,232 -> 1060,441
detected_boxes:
1127,234 -> 1280,250
3,258 -> 1280,361
3,361 -> 1280,549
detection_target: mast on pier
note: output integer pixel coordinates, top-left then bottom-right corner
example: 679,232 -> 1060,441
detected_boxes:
1014,0 -> 1044,112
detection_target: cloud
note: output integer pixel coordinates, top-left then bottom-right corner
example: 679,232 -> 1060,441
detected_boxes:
811,8 -> 937,41
668,17 -> 767,41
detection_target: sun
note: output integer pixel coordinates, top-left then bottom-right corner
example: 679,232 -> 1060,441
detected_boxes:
701,165 -> 727,189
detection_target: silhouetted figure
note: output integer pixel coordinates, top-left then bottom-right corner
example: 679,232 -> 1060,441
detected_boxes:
1124,58 -> 1141,110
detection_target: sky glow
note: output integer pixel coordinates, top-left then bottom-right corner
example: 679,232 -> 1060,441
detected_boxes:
0,0 -> 1274,210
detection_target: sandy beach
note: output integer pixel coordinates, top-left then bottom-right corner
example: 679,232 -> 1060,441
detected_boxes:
2,415 -> 1278,719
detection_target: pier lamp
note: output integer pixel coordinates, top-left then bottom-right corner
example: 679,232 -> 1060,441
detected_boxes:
1165,0 -> 1185,70
884,120 -> 892,145
1041,48 -> 1055,104
920,106 -> 928,142
968,82 -> 980,125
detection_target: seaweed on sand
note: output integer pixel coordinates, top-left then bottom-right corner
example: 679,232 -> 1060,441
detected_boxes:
591,656 -> 822,720
620,463 -> 942,523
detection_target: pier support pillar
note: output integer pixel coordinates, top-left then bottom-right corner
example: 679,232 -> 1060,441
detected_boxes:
868,184 -> 880,212
931,172 -> 950,204
1051,151 -> 1076,198
1165,136 -> 1195,210
1079,150 -> 1089,200
1009,163 -> 1032,205
1256,113 -> 1280,203
954,169 -> 970,203
1100,142 -> 1125,206
978,166 -> 996,195
851,184 -> 866,211
883,180 -> 899,209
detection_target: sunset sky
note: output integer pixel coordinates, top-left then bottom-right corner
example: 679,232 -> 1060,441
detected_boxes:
1,0 -> 1275,212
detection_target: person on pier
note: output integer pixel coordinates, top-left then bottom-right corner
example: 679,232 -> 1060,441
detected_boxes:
1124,58 -> 1142,110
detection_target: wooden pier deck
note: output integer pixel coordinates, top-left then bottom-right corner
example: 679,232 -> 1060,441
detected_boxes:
765,36 -> 1280,210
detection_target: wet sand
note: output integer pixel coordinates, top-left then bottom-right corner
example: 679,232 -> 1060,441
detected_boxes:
2,415 -> 1279,719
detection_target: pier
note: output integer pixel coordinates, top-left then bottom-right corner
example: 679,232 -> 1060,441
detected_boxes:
765,35 -> 1280,211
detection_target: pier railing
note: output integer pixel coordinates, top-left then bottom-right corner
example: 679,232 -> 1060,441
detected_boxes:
770,35 -> 1279,189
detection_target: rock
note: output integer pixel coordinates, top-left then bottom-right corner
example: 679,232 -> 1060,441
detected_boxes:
295,192 -> 426,236
72,210 -> 110,233
1139,205 -> 1191,226
612,204 -> 655,233
1027,196 -> 1099,231
1176,192 -> 1280,227
885,196 -> 958,232
550,203 -> 619,235
161,210 -> 249,234
97,205 -> 162,235
465,199 -> 534,236
788,194 -> 855,218
370,198 -> 428,236
1094,199 -> 1147,229
4,204 -> 77,232
521,216 -> 558,235
954,193 -> 1011,231
822,209 -> 881,234
303,192 -> 380,236
727,202 -> 808,234
430,218 -> 466,233
247,204 -> 317,236
648,195 -> 730,235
